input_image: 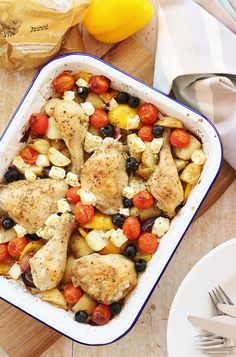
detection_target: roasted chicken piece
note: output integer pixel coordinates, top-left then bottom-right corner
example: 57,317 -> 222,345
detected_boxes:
80,139 -> 128,214
0,179 -> 68,233
30,213 -> 76,291
72,253 -> 137,304
54,100 -> 89,175
147,129 -> 184,218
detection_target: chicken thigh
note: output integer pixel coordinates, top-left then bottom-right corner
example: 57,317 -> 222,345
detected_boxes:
54,100 -> 89,175
30,213 -> 76,291
147,129 -> 184,218
80,139 -> 128,214
72,253 -> 137,304
0,179 -> 68,233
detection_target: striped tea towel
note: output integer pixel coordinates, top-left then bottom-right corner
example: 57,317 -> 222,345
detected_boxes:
154,0 -> 236,170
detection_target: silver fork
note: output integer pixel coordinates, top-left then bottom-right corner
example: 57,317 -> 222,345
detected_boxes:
194,286 -> 236,354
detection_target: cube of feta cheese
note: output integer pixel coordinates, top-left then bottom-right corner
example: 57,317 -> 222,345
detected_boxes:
119,208 -> 130,217
63,91 -> 75,101
81,102 -> 95,116
65,172 -> 79,187
49,166 -> 66,180
24,168 -> 37,181
127,133 -> 146,153
36,226 -> 55,240
57,199 -> 71,213
110,229 -> 128,247
126,115 -> 140,130
77,189 -> 97,206
122,186 -> 135,199
45,214 -> 60,227
108,98 -> 118,111
129,176 -> 147,194
14,224 -> 27,238
84,132 -> 103,153
8,263 -> 22,280
150,138 -> 164,154
76,78 -> 88,88
85,230 -> 109,251
36,154 -> 50,167
191,149 -> 207,165
152,217 -> 170,238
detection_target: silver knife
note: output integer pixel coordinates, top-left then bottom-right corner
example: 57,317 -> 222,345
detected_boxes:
188,315 -> 236,339
218,303 -> 236,318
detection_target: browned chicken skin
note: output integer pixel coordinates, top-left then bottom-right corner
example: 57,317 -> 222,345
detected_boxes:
54,100 -> 89,175
0,179 -> 68,233
147,129 -> 184,218
80,139 -> 129,214
72,253 -> 137,304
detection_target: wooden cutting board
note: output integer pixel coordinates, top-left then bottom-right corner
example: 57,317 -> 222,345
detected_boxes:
0,37 -> 235,357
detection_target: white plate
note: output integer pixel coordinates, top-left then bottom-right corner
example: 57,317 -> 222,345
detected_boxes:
167,237 -> 236,357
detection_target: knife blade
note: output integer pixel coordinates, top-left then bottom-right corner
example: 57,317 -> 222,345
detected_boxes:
218,303 -> 236,318
188,315 -> 236,340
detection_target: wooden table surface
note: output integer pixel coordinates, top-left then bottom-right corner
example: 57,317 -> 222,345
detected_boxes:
0,1 -> 235,356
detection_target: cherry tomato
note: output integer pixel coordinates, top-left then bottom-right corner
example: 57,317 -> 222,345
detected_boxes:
20,146 -> 39,165
122,217 -> 141,240
52,71 -> 75,93
89,75 -> 110,94
8,237 -> 28,259
138,233 -> 158,254
91,304 -> 111,326
90,109 -> 109,128
138,103 -> 159,125
169,129 -> 190,148
133,190 -> 154,209
66,186 -> 81,204
75,202 -> 94,225
137,125 -> 155,142
29,113 -> 49,135
63,283 -> 83,304
0,244 -> 9,262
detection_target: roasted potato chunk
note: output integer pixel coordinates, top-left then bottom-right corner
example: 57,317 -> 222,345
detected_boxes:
180,163 -> 202,185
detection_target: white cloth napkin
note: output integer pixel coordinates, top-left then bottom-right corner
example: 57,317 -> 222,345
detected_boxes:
154,0 -> 236,170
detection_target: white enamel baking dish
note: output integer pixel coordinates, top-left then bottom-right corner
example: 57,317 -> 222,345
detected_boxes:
0,53 -> 222,345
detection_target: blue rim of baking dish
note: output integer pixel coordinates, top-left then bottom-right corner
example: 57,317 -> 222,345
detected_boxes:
0,52 -> 223,346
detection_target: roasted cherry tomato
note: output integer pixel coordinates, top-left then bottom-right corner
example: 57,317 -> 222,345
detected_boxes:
0,244 -> 9,262
63,283 -> 83,304
75,202 -> 94,225
52,71 -> 75,93
91,304 -> 111,325
89,75 -> 110,94
29,113 -> 49,135
90,109 -> 109,128
66,186 -> 81,204
138,125 -> 155,142
20,146 -> 39,165
138,233 -> 158,254
133,190 -> 154,209
122,217 -> 141,240
138,103 -> 159,125
169,128 -> 190,148
8,237 -> 28,259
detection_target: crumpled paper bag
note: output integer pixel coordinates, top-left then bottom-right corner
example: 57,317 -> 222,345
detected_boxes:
0,0 -> 90,71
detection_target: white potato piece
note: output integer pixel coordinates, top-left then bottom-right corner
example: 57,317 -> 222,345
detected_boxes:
0,227 -> 16,243
46,117 -> 63,140
44,98 -> 62,116
69,232 -> 94,258
191,149 -> 207,165
174,158 -> 187,172
41,288 -> 67,309
85,230 -> 109,251
141,143 -> 157,168
71,293 -> 97,314
12,156 -> 43,175
48,147 -> 71,167
155,116 -> 183,128
174,134 -> 201,160
180,163 -> 202,186
29,138 -> 50,154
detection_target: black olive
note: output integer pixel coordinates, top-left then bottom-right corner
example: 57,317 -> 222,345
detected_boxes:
152,125 -> 164,138
26,233 -> 40,241
126,157 -> 138,174
128,96 -> 140,108
4,168 -> 20,182
109,302 -> 122,315
77,86 -> 89,99
124,245 -> 137,259
116,92 -> 130,104
74,310 -> 88,323
135,259 -> 147,272
101,125 -> 114,138
112,213 -> 125,227
2,217 -> 15,230
21,271 -> 36,288
123,197 -> 133,208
